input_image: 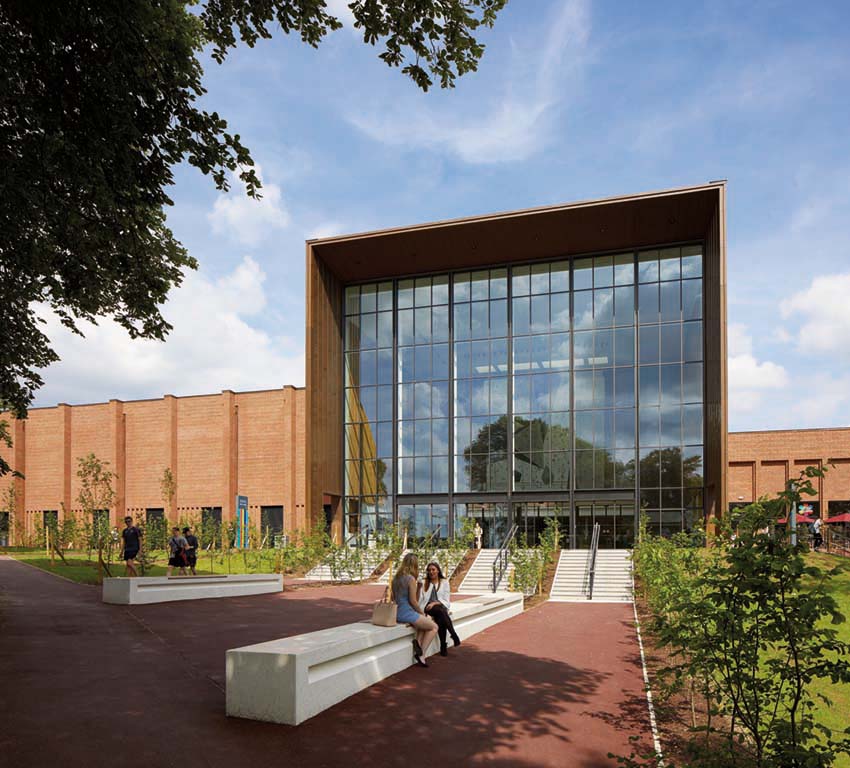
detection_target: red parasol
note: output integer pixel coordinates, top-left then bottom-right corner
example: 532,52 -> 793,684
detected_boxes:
777,514 -> 816,524
825,513 -> 850,524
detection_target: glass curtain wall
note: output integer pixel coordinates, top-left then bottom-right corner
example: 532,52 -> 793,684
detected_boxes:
637,246 -> 704,536
343,245 -> 705,544
344,282 -> 394,535
511,262 -> 571,491
453,269 -> 509,492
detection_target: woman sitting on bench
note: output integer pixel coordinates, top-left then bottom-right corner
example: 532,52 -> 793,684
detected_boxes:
420,561 -> 461,656
392,553 -> 438,667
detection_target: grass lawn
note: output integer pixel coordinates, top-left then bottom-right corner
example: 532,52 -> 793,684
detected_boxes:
8,548 -> 280,585
809,552 -> 850,768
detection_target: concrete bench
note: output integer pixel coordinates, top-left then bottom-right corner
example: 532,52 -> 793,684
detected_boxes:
102,573 -> 283,605
226,591 -> 523,725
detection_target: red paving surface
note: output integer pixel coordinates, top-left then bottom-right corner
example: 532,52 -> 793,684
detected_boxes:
0,557 -> 652,768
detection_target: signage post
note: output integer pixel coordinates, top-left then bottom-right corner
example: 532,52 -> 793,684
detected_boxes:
236,495 -> 249,549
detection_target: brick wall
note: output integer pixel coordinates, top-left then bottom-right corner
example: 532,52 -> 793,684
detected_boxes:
0,387 -> 306,542
728,428 -> 850,513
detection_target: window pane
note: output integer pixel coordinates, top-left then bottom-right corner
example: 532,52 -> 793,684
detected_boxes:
471,270 -> 489,301
415,307 -> 431,344
531,263 -> 549,294
491,338 -> 508,373
660,364 -> 681,404
513,376 -> 530,412
377,386 -> 392,421
593,368 -> 613,408
512,296 -> 530,335
594,255 -> 614,288
361,284 -> 377,313
401,418 -> 416,458
638,283 -> 659,324
432,275 -> 449,305
574,370 -> 593,409
639,407 -> 660,446
490,268 -> 508,299
614,409 -> 635,448
574,330 -> 592,368
638,251 -> 659,283
594,329 -> 613,366
660,281 -> 680,323
454,273 -> 470,302
453,302 -> 470,341
682,279 -> 702,321
377,311 -> 393,348
682,363 -> 703,404
640,448 -> 660,487
432,305 -> 449,342
614,327 -> 634,366
594,288 -> 614,327
660,324 -> 682,364
550,333 -> 570,370
511,265 -> 530,296
551,292 -> 570,331
574,291 -> 593,330
614,285 -> 634,326
660,405 -> 681,445
681,246 -> 702,279
614,253 -> 634,285
531,294 -> 549,333
551,261 -> 570,292
683,322 -> 702,362
491,299 -> 508,337
614,368 -> 635,407
639,325 -> 659,364
683,404 -> 703,444
398,309 -> 414,345
573,258 -> 593,291
659,248 -> 681,280
639,365 -> 659,406
398,279 -> 414,308
414,345 -> 431,381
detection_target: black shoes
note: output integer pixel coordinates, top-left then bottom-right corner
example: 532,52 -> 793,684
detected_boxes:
452,635 -> 461,647
439,644 -> 448,657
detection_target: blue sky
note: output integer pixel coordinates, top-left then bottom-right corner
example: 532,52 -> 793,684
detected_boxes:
36,0 -> 850,431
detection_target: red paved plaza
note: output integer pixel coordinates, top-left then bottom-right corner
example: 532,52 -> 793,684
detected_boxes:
0,557 -> 653,767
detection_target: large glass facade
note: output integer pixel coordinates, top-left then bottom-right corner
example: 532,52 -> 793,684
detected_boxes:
343,244 -> 705,547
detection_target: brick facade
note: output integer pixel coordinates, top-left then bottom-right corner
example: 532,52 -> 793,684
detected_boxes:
4,389 -> 849,544
0,387 -> 306,541
728,428 -> 850,515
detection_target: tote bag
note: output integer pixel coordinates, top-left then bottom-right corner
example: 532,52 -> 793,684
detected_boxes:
371,560 -> 397,627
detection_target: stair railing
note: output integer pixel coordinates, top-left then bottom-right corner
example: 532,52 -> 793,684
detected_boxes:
492,524 -> 519,593
587,522 -> 601,600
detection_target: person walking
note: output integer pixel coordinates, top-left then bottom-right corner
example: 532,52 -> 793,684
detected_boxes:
420,561 -> 461,656
474,521 -> 483,550
183,526 -> 199,575
812,515 -> 823,552
120,516 -> 142,577
167,527 -> 189,576
392,553 -> 438,667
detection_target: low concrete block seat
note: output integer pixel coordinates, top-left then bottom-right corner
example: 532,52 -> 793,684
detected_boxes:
226,591 -> 523,725
102,573 -> 283,605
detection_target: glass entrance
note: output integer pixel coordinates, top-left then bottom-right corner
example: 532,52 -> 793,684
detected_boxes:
514,501 -> 570,546
575,501 -> 635,549
454,502 -> 508,548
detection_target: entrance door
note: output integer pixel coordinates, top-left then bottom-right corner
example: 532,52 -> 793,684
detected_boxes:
514,501 -> 570,546
574,501 -> 635,549
454,502 -> 508,548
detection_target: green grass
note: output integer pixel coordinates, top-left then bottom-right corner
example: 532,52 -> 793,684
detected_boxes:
8,548 -> 280,585
808,552 -> 850,768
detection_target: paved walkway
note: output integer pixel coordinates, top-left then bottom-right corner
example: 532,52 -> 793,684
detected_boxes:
0,557 -> 652,767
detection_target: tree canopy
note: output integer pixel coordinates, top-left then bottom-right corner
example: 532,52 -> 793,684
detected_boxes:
0,0 -> 507,475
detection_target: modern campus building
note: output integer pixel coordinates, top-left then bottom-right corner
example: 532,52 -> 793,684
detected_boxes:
306,184 -> 729,548
3,184 -> 847,549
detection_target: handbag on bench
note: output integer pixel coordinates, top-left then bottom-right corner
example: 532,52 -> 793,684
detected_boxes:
371,560 -> 397,627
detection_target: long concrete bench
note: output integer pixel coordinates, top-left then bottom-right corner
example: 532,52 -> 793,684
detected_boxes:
226,591 -> 524,725
102,573 -> 283,604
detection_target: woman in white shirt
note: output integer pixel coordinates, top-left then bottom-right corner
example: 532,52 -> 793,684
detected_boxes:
419,562 -> 461,656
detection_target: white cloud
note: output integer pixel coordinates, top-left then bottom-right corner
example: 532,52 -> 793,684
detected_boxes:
33,256 -> 304,407
782,272 -> 850,363
346,0 -> 591,163
727,323 -> 788,416
208,166 -> 289,247
325,0 -> 355,28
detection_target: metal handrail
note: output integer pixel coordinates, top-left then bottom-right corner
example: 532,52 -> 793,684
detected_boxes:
492,524 -> 519,592
587,522 -> 601,600
423,524 -> 442,551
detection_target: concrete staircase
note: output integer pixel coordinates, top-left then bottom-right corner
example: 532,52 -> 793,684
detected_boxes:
305,547 -> 386,583
549,549 -> 632,603
458,549 -> 514,594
